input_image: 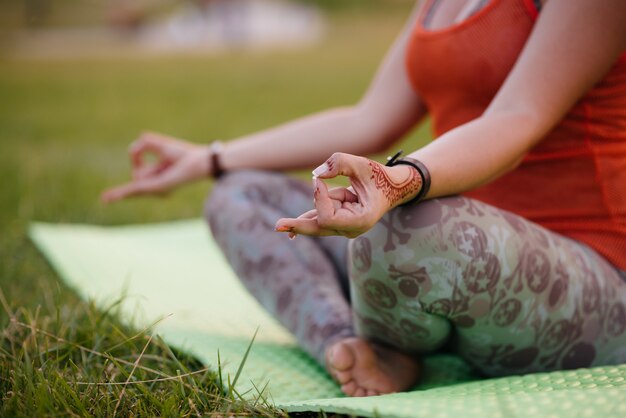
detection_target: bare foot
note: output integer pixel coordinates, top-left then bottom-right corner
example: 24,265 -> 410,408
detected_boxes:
325,337 -> 421,397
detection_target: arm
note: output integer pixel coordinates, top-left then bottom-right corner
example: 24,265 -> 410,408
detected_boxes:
101,3 -> 426,202
410,0 -> 626,199
219,3 -> 426,172
278,0 -> 626,237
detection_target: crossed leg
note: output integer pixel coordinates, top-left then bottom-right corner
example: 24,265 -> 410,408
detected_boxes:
205,170 -> 422,395
348,195 -> 626,380
205,170 -> 354,364
205,171 -> 626,396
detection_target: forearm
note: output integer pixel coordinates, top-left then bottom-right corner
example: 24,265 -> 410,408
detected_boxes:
215,1 -> 426,175
219,106 -> 393,173
408,111 -> 541,199
405,0 -> 626,200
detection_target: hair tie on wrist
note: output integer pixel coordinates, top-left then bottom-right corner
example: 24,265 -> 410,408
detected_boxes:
385,150 -> 431,206
209,141 -> 225,179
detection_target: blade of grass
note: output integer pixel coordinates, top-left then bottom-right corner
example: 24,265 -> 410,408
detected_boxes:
217,349 -> 224,393
250,380 -> 270,408
112,333 -> 153,417
74,367 -> 212,385
104,314 -> 173,352
229,327 -> 259,392
10,320 -> 168,377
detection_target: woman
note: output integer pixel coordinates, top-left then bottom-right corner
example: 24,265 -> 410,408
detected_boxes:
103,0 -> 626,397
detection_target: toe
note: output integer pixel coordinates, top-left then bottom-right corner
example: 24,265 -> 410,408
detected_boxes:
353,387 -> 366,397
366,389 -> 378,397
335,370 -> 352,384
328,342 -> 355,372
341,381 -> 358,397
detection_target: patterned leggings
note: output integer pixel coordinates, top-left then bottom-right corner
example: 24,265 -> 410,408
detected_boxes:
205,170 -> 626,377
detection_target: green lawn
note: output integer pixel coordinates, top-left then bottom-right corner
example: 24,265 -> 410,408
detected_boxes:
0,8 -> 430,416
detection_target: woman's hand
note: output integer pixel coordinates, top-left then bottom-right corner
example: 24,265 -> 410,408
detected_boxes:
275,152 -> 422,238
101,131 -> 211,203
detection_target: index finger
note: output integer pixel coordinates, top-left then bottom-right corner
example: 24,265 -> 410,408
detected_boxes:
129,134 -> 165,168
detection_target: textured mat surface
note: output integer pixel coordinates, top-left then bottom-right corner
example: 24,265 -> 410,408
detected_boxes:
29,220 -> 626,417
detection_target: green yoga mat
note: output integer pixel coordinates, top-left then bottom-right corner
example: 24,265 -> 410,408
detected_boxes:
29,220 -> 626,417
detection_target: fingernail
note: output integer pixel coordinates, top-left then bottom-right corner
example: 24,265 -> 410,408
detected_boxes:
312,163 -> 329,177
275,225 -> 291,232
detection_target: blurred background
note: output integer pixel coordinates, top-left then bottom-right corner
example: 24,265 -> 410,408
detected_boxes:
1,0 -> 415,57
0,0 -> 428,307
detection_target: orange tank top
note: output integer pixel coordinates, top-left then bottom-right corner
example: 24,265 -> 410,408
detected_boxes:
406,0 -> 626,270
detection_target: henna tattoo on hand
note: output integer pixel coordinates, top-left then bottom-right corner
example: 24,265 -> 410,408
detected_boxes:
369,162 -> 422,207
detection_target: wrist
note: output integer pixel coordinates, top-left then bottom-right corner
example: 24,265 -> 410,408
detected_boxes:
196,144 -> 213,178
387,165 -> 423,207
384,151 -> 431,207
207,141 -> 225,178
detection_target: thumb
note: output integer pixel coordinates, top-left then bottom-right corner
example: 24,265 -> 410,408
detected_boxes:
312,152 -> 366,179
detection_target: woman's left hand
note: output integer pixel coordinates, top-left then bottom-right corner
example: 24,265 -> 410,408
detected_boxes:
275,152 -> 422,238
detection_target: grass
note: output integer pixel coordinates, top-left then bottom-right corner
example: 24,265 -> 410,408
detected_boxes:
0,6 -> 430,416
1,295 -> 281,416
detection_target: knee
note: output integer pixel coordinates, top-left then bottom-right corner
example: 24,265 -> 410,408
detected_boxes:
204,169 -> 306,236
348,199 -> 445,273
205,170 -> 273,215
204,170 -> 262,235
348,231 -> 376,279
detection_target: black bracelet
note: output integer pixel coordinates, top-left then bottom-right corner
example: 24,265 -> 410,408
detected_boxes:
385,150 -> 431,206
209,141 -> 225,179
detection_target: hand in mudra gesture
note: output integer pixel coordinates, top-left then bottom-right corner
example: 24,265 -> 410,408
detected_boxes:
275,152 -> 422,238
101,132 -> 211,203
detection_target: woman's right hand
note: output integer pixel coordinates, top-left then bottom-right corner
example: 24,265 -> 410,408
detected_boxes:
101,131 -> 212,203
